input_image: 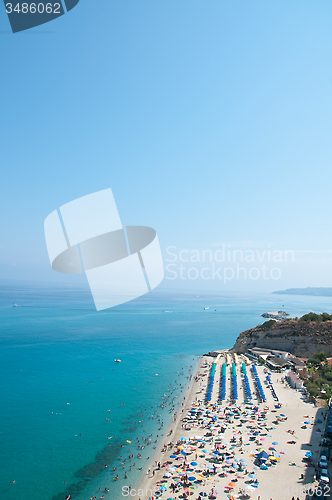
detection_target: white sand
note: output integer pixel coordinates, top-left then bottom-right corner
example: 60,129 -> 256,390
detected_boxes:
133,352 -> 328,500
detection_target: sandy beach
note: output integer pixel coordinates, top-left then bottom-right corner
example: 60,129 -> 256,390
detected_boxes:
129,351 -> 329,500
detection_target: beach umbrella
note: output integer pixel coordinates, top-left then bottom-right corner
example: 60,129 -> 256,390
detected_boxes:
164,472 -> 172,478
228,482 -> 236,487
188,476 -> 196,481
248,473 -> 256,478
170,455 -> 177,458
257,451 -> 269,461
191,462 -> 198,466
272,442 -> 278,445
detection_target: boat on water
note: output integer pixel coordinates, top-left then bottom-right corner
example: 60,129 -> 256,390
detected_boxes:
114,359 -> 121,363
204,307 -> 209,310
13,303 -> 20,307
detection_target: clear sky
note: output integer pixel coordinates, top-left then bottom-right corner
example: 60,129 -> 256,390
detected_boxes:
1,0 -> 332,292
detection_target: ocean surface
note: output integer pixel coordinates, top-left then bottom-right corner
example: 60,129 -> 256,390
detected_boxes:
1,280 -> 332,500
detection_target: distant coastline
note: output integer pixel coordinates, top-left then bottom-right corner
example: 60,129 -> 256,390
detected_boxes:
273,287 -> 332,297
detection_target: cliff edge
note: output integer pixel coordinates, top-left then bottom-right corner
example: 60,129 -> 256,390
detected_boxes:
232,312 -> 332,358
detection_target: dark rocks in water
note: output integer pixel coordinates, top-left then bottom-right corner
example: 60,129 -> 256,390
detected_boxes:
51,440 -> 123,500
75,442 -> 122,478
51,479 -> 90,500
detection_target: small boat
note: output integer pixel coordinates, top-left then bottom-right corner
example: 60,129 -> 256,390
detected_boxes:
204,307 -> 209,310
114,359 -> 121,363
13,303 -> 20,307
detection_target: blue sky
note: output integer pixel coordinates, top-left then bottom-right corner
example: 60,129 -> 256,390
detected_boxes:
1,0 -> 332,291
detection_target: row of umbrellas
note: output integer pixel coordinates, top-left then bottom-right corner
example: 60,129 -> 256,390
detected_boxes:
242,363 -> 252,400
206,362 -> 217,402
219,363 -> 227,401
251,365 -> 266,401
232,363 -> 238,400
266,373 -> 279,402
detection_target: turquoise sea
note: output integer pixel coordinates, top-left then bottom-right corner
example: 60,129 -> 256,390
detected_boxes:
2,280 -> 332,500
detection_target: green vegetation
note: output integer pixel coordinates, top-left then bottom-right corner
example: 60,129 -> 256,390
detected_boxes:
303,351 -> 332,401
301,312 -> 332,322
258,319 -> 277,330
257,312 -> 332,329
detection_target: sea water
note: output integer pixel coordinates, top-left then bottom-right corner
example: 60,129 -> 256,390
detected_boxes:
1,280 -> 332,500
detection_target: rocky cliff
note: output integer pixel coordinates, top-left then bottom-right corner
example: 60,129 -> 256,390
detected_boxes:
232,314 -> 332,358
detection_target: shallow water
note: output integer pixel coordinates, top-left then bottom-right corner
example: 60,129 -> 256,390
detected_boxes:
1,280 -> 332,500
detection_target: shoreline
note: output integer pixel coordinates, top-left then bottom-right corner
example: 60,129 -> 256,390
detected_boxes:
132,355 -> 204,497
125,349 -> 330,500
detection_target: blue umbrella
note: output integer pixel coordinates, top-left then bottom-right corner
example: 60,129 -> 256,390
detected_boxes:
257,451 -> 269,461
170,455 -> 177,458
272,442 -> 278,445
191,461 -> 198,466
188,476 -> 196,481
180,451 -> 187,456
